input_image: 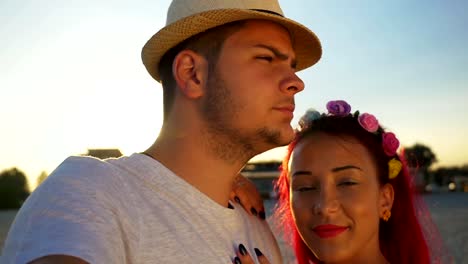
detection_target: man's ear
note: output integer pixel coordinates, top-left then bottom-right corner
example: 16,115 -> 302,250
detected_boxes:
379,183 -> 395,216
172,50 -> 208,99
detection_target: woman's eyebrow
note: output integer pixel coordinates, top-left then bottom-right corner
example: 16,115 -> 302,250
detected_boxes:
291,170 -> 311,178
331,165 -> 362,173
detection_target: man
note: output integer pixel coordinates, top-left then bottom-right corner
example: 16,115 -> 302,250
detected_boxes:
2,0 -> 321,263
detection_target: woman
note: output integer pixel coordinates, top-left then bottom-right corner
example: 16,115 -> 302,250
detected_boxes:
231,100 -> 448,264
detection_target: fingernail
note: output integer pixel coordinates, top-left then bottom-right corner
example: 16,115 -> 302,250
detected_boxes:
234,256 -> 242,264
239,244 -> 247,256
259,211 -> 266,220
250,207 -> 257,216
254,248 -> 263,257
234,196 -> 241,204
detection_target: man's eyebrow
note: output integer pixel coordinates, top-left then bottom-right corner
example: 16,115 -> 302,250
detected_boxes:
253,44 -> 297,68
291,170 -> 312,178
331,165 -> 362,173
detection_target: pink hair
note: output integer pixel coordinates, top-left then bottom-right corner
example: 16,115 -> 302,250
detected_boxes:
273,115 -> 449,263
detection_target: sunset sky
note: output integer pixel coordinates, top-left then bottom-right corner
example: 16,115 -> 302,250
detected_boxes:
1,0 -> 467,190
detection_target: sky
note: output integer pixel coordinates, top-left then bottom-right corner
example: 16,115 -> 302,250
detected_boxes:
1,0 -> 467,190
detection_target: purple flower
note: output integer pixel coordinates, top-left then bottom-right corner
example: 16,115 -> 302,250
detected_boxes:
358,113 -> 379,132
382,132 -> 400,156
326,100 -> 351,117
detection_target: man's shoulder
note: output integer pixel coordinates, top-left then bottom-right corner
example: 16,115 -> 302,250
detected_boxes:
1,156 -> 141,264
30,155 -> 133,201
39,153 -> 166,201
52,153 -> 167,180
56,155 -> 118,173
48,155 -> 127,183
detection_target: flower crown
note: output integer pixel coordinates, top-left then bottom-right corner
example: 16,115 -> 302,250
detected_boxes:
299,100 -> 402,179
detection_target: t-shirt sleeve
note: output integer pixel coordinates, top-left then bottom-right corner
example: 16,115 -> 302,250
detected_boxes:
1,157 -> 132,264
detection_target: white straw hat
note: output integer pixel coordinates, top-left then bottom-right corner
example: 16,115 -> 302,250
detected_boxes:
142,0 -> 322,82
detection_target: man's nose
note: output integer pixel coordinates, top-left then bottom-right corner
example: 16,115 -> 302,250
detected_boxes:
280,71 -> 305,95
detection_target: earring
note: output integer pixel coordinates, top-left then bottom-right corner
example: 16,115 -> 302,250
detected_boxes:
382,209 -> 391,221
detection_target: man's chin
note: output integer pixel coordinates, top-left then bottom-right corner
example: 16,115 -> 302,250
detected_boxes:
281,128 -> 296,144
267,131 -> 295,148
252,126 -> 294,152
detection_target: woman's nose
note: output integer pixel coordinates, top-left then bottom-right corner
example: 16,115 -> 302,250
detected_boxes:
313,189 -> 339,216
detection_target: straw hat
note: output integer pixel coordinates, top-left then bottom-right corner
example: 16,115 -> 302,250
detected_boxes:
142,0 -> 322,82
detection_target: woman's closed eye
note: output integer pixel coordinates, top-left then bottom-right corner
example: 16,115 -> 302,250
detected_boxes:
338,180 -> 358,187
296,186 -> 318,192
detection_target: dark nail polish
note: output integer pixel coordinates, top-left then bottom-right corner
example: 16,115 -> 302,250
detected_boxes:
254,248 -> 263,257
239,244 -> 247,256
259,211 -> 266,220
234,196 -> 241,204
250,207 -> 257,216
234,256 -> 242,264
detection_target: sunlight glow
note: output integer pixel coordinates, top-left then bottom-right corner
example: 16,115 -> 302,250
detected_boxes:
1,0 -> 467,190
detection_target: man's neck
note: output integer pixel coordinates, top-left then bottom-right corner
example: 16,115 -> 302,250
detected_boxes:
144,131 -> 252,207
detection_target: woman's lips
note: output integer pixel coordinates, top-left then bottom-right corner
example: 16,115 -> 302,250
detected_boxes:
312,224 -> 349,239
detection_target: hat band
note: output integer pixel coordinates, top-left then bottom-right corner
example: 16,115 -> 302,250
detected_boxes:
250,9 -> 284,17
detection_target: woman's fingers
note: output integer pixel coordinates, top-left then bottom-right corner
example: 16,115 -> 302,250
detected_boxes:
233,244 -> 255,264
231,244 -> 270,264
231,174 -> 266,220
253,248 -> 270,264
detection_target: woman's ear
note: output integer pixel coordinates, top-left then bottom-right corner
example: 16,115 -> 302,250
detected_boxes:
379,183 -> 395,215
172,50 -> 208,99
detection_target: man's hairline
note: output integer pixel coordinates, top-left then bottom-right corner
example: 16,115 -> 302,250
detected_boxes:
163,18 -> 294,75
159,20 -> 248,84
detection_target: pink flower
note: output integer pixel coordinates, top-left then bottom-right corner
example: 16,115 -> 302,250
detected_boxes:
358,113 -> 379,132
326,100 -> 351,117
382,132 -> 400,156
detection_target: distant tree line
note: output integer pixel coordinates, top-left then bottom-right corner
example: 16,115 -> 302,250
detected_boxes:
1,143 -> 467,209
404,143 -> 437,184
0,168 -> 50,209
0,168 -> 30,209
432,166 -> 468,186
404,143 -> 468,191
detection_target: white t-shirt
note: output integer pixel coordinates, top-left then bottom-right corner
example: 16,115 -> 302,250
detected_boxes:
1,153 -> 282,264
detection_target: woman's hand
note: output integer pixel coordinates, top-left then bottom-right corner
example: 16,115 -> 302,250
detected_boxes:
230,174 -> 265,220
231,244 -> 270,264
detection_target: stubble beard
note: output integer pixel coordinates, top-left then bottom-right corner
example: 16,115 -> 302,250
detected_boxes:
201,69 -> 285,164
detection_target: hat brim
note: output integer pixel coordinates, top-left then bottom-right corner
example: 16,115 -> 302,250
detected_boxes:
142,9 -> 322,82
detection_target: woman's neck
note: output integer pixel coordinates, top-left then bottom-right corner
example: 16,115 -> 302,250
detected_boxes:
328,251 -> 388,264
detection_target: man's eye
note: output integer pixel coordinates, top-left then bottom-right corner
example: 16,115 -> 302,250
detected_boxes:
256,56 -> 273,62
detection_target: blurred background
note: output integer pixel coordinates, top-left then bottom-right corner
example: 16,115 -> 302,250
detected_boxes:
1,0 -> 467,262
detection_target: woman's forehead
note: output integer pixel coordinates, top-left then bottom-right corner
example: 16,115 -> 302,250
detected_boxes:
289,133 -> 374,171
294,133 -> 362,155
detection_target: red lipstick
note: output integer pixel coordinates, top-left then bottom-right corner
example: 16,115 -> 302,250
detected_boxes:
312,224 -> 348,239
